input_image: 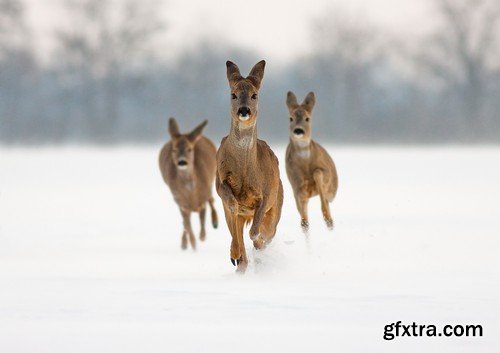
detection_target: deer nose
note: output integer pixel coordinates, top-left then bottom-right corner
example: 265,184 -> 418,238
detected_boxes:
293,128 -> 305,137
177,159 -> 188,168
237,107 -> 251,120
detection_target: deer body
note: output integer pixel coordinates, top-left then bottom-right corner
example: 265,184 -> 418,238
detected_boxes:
216,60 -> 283,273
159,118 -> 218,250
285,91 -> 338,233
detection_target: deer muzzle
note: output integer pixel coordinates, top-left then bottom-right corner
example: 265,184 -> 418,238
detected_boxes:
293,128 -> 305,138
177,159 -> 188,170
237,107 -> 251,121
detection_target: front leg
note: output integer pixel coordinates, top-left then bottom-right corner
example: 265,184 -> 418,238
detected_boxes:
249,197 -> 269,248
216,173 -> 238,213
294,190 -> 310,234
180,208 -> 196,250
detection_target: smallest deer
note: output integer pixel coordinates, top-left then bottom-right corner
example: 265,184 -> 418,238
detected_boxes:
285,91 -> 338,233
159,118 -> 218,250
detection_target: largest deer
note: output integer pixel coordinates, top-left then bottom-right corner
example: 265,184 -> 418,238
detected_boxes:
216,60 -> 283,273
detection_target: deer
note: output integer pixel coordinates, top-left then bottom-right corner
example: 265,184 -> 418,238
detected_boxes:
285,91 -> 338,234
159,118 -> 218,250
216,60 -> 284,273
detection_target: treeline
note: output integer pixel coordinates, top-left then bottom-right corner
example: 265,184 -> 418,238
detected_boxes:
1,0 -> 499,145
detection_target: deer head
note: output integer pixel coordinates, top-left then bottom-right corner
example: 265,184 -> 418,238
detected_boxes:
286,91 -> 315,143
226,60 -> 266,127
168,118 -> 207,171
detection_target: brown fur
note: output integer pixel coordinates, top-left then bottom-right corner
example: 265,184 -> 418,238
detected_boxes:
285,91 -> 338,233
216,60 -> 284,272
159,118 -> 218,250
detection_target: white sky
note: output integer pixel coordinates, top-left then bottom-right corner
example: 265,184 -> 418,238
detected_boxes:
26,0 -> 435,64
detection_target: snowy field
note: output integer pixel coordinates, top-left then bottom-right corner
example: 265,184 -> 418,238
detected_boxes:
0,145 -> 499,353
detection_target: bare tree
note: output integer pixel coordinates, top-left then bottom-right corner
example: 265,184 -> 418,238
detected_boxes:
54,0 -> 165,139
0,0 -> 36,141
416,0 -> 500,135
307,11 -> 386,137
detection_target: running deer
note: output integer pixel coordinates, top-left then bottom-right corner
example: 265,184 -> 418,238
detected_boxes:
216,60 -> 284,273
285,91 -> 338,233
159,118 -> 218,250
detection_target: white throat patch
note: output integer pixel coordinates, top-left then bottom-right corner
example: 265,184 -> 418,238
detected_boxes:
295,140 -> 311,159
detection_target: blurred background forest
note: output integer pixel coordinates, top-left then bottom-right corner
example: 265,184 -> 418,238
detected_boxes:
1,0 -> 499,145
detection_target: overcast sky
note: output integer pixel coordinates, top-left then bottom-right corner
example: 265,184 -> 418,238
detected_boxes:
26,0 -> 435,64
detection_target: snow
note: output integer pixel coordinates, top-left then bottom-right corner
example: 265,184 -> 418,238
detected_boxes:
0,145 -> 499,352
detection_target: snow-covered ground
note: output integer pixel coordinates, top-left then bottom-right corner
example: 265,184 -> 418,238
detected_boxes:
0,146 -> 499,352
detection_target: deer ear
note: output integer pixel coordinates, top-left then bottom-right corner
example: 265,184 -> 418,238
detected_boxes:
188,119 -> 208,143
286,91 -> 299,111
168,117 -> 180,138
247,60 -> 266,89
226,61 -> 242,86
302,92 -> 316,113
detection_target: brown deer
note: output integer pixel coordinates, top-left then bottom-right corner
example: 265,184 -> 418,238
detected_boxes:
285,91 -> 338,233
216,60 -> 284,273
159,118 -> 218,250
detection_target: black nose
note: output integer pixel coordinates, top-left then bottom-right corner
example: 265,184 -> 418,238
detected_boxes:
294,128 -> 305,136
178,160 -> 188,166
237,107 -> 251,117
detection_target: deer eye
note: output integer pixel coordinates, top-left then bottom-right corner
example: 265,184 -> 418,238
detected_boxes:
231,93 -> 237,100
289,117 -> 293,122
306,117 -> 310,122
251,93 -> 258,100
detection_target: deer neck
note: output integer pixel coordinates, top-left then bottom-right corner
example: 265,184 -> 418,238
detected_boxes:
291,138 -> 311,159
228,119 -> 258,164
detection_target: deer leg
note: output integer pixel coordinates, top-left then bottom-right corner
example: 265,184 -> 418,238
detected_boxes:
199,205 -> 206,241
181,208 -> 197,250
258,183 -> 283,247
235,215 -> 248,273
313,169 -> 333,230
257,209 -> 277,249
223,204 -> 241,266
216,176 -> 238,213
208,196 -> 218,229
249,198 -> 267,242
181,230 -> 188,250
295,190 -> 310,234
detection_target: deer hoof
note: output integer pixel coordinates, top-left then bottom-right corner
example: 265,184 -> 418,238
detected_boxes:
213,222 -> 218,229
249,230 -> 260,241
230,257 -> 242,266
325,219 -> 334,230
301,220 -> 309,233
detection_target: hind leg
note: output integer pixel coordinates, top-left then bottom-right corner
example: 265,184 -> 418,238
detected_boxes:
199,205 -> 206,241
313,169 -> 333,230
208,197 -> 218,229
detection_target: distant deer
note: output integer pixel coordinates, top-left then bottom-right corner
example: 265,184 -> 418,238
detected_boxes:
159,118 -> 218,250
216,60 -> 284,272
285,91 -> 338,233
